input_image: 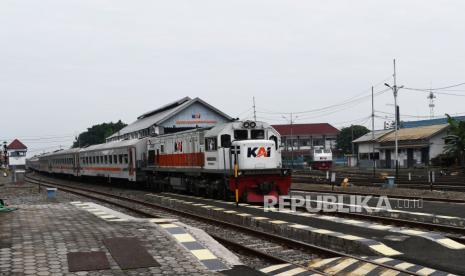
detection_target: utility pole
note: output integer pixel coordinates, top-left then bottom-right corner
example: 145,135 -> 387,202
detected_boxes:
351,125 -> 354,155
252,97 -> 257,121
385,59 -> 403,179
393,59 -> 399,179
371,86 -> 376,176
290,113 -> 294,168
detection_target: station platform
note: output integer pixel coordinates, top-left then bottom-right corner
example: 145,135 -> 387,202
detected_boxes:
0,201 -> 243,275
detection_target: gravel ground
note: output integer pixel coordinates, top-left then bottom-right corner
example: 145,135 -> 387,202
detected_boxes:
292,182 -> 465,200
1,181 -> 84,205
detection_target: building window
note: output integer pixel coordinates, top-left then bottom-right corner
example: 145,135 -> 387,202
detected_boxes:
313,138 -> 324,147
124,154 -> 128,164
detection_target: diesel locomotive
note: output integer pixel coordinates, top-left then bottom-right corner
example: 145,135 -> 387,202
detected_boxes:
27,121 -> 291,203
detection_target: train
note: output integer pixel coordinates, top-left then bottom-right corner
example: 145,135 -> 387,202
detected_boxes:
27,120 -> 292,203
311,147 -> 333,170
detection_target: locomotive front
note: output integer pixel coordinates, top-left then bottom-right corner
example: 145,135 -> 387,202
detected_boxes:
219,121 -> 291,203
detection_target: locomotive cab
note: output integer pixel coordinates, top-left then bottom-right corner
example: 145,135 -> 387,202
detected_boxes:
204,121 -> 291,202
204,120 -> 283,171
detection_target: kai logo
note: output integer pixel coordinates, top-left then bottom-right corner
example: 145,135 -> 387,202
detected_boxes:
247,147 -> 271,158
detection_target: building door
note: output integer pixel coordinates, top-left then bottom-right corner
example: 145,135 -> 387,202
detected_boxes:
421,147 -> 429,165
407,148 -> 414,168
385,149 -> 391,168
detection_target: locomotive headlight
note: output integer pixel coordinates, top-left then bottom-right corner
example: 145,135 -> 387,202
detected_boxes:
249,121 -> 256,128
243,121 -> 250,128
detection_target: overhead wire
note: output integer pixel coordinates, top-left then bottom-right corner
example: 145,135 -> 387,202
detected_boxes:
255,75 -> 393,115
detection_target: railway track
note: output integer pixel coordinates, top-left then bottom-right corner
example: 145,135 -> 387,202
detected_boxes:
25,174 -> 426,276
293,175 -> 465,192
292,170 -> 465,192
291,187 -> 465,204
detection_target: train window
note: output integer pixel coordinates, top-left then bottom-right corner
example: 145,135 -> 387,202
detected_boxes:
109,155 -> 112,164
160,145 -> 164,153
205,137 -> 217,151
93,156 -> 96,164
270,135 -> 278,150
104,156 -> 108,164
234,130 -> 248,140
251,130 -> 265,139
113,155 -> 117,164
220,134 -> 231,148
124,154 -> 128,164
119,155 -> 123,164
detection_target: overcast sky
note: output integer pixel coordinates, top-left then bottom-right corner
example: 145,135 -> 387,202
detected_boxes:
1,0 -> 465,155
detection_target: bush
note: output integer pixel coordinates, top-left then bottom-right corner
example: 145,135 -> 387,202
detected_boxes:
431,154 -> 455,167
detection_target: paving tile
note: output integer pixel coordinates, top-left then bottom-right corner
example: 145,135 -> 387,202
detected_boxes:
0,203 -> 216,275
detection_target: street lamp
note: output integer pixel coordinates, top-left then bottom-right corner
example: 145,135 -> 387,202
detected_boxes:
384,82 -> 404,178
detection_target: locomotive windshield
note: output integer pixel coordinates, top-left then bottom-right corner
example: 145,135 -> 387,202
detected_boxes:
234,130 -> 248,140
251,129 -> 265,139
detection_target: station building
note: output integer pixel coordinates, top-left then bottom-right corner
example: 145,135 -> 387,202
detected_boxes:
6,139 -> 28,170
272,123 -> 339,163
353,124 -> 449,168
106,97 -> 234,142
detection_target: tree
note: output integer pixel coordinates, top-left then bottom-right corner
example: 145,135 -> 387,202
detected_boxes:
72,120 -> 127,148
336,125 -> 369,154
443,114 -> 465,166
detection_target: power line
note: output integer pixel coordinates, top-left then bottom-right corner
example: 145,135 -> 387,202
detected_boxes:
0,134 -> 76,141
257,88 -> 389,115
403,88 -> 465,97
255,75 -> 393,115
406,82 -> 465,91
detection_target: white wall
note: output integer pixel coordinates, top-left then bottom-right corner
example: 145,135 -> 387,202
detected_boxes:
8,152 -> 26,166
429,132 -> 446,158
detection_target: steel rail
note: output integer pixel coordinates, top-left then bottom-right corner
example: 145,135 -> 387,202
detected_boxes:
291,187 -> 465,204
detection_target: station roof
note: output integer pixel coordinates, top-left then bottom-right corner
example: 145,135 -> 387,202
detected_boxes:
81,138 -> 146,152
7,139 -> 27,150
352,129 -> 393,143
377,124 -> 449,143
272,123 -> 339,136
400,116 -> 465,128
107,97 -> 233,139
